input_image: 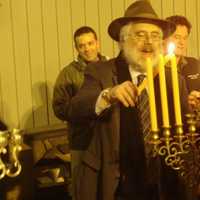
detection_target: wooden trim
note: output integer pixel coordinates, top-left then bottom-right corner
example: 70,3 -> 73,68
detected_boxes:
24,123 -> 68,140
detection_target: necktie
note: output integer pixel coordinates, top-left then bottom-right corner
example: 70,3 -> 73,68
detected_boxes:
137,75 -> 160,185
137,74 -> 151,141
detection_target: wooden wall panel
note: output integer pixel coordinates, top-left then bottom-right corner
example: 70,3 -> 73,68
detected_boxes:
71,0 -> 85,30
56,0 -> 74,69
41,0 -> 60,125
0,0 -> 19,127
26,0 -> 48,128
85,0 -> 99,37
162,0 -> 174,18
185,0 -> 198,57
174,0 -> 186,15
11,0 -> 33,128
71,0 -> 85,58
98,0 -> 113,57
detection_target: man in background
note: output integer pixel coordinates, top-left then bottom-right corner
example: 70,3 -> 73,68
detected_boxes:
164,15 -> 200,113
53,26 -> 107,199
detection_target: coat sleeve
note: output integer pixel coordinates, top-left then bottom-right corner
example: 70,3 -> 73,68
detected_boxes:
52,66 -> 75,121
68,65 -> 102,122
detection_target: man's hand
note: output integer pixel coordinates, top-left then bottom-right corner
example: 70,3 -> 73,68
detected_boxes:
188,90 -> 200,111
108,81 -> 138,107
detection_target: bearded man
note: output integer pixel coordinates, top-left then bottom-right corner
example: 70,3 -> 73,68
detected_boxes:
67,1 -> 190,200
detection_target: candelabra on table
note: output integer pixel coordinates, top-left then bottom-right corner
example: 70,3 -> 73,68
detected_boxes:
0,129 -> 23,180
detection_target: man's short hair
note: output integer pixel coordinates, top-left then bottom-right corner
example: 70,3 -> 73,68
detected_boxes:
166,15 -> 192,34
73,26 -> 97,43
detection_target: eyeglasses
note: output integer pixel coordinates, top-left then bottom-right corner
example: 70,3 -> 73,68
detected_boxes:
173,34 -> 188,41
124,31 -> 162,42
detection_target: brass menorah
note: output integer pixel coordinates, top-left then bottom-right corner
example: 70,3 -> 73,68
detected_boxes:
0,129 -> 23,180
149,111 -> 200,194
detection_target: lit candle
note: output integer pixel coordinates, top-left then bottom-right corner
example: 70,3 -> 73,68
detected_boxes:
170,54 -> 182,126
146,58 -> 159,132
167,42 -> 182,127
158,54 -> 170,127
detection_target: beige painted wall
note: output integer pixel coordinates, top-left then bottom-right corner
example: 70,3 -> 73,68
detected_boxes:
0,0 -> 199,131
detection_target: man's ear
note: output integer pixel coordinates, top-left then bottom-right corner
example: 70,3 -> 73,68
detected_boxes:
74,42 -> 78,50
96,40 -> 100,50
74,37 -> 79,50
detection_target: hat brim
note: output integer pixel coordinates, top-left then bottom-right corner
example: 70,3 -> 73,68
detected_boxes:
108,17 -> 176,41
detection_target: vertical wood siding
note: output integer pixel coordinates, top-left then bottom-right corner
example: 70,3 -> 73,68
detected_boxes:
0,0 -> 199,130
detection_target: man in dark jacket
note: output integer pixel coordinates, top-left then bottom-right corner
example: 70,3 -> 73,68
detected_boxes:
52,26 -> 107,199
68,1 -> 191,200
164,15 -> 200,114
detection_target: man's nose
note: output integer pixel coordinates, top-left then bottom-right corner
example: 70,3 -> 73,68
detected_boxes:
84,44 -> 90,51
179,38 -> 185,45
144,35 -> 153,43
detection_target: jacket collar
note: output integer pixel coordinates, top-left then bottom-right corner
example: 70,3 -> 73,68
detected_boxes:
178,56 -> 188,72
75,53 -> 107,72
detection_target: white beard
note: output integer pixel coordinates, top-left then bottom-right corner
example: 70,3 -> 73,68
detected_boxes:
122,45 -> 161,72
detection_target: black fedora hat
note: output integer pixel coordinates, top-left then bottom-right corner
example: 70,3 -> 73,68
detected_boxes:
108,0 -> 176,41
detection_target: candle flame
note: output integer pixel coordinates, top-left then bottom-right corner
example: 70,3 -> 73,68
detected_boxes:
167,42 -> 175,55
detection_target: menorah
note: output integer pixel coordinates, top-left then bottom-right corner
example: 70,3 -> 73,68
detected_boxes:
0,129 -> 23,180
138,42 -> 200,195
150,112 -> 200,169
148,112 -> 200,197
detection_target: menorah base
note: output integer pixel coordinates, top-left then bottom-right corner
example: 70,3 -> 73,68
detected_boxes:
150,129 -> 200,198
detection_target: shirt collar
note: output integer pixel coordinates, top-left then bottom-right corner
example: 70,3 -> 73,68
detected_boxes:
128,65 -> 146,85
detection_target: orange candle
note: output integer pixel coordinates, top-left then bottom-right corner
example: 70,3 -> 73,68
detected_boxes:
159,54 -> 170,127
170,54 -> 182,126
146,58 -> 159,132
